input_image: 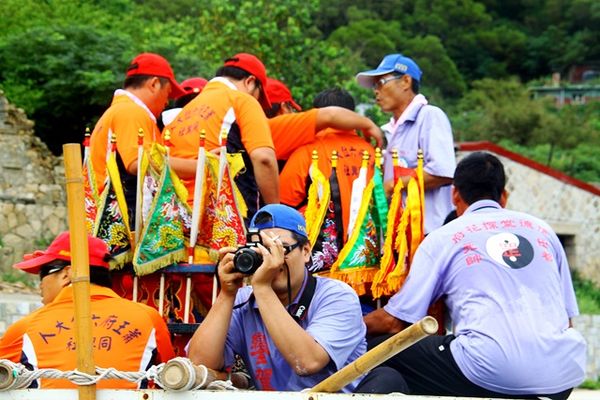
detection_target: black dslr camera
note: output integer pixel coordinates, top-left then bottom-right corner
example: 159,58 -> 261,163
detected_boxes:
233,229 -> 264,275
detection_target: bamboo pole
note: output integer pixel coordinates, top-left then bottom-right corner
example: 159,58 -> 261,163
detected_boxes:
63,143 -> 96,400
310,316 -> 438,393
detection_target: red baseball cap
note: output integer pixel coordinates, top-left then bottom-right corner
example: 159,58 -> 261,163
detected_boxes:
223,53 -> 271,110
13,232 -> 111,274
179,77 -> 208,98
266,78 -> 301,111
126,53 -> 186,99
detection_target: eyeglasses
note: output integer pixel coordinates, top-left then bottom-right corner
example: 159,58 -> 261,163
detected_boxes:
372,74 -> 403,90
283,242 -> 301,255
39,263 -> 67,280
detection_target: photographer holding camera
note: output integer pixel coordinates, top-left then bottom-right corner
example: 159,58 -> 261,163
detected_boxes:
188,204 -> 399,392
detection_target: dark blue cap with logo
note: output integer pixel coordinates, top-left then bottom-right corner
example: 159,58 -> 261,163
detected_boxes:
356,54 -> 422,88
249,204 -> 308,238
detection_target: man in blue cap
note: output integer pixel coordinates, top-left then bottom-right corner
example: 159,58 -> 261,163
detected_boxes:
187,204 -> 402,392
356,54 -> 456,234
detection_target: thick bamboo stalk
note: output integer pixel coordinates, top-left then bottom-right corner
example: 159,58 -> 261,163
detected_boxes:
63,143 -> 96,400
310,316 -> 438,393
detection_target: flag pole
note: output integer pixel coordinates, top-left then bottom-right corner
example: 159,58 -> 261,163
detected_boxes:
375,147 -> 383,310
132,128 -> 145,302
212,128 -> 228,305
157,130 -> 174,317
83,127 -> 91,160
185,130 -> 207,323
63,143 -> 96,400
347,150 -> 370,240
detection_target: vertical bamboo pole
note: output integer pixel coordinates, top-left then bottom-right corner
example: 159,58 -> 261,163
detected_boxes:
63,143 -> 96,400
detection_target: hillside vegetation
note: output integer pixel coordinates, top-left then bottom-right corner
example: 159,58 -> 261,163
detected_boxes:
0,0 -> 599,182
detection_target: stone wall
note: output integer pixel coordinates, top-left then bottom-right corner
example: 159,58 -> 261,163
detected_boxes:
0,294 -> 40,336
0,92 -> 67,274
575,314 -> 600,382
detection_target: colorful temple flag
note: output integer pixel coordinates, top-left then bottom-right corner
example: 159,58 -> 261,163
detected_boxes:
82,127 -> 99,235
371,149 -> 425,298
310,150 -> 343,274
329,152 -> 381,295
132,157 -> 191,275
93,131 -> 133,268
133,134 -> 192,275
304,150 -> 331,248
210,129 -> 246,250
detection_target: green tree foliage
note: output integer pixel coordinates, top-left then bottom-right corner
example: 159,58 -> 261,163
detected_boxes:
0,25 -> 133,152
453,78 -> 542,145
328,20 -> 466,98
0,0 -> 205,153
451,78 -> 600,181
194,0 -> 352,108
328,13 -> 401,69
0,0 -> 598,185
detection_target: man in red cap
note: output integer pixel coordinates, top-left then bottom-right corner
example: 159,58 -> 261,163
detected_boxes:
264,77 -> 303,118
161,77 -> 209,127
279,88 -> 376,253
89,53 -> 195,222
0,232 -> 175,389
165,52 -> 279,219
177,77 -> 209,106
265,78 -> 383,170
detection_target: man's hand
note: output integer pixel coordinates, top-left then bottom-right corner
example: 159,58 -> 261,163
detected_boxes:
360,120 -> 384,148
217,247 -> 245,297
251,231 -> 285,290
364,307 -> 407,336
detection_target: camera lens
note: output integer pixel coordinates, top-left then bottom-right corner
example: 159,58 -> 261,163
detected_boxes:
233,248 -> 263,275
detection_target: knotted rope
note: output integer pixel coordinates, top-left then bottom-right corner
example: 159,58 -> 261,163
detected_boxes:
0,358 -> 238,391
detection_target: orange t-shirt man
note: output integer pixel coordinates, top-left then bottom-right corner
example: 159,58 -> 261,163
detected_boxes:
269,108 -> 318,162
90,92 -> 160,192
0,231 -> 175,389
279,128 -> 375,237
165,78 -> 274,217
0,285 -> 175,389
89,53 -> 185,219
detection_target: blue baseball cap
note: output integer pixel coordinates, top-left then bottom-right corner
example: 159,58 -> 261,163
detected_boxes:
250,204 -> 308,238
356,54 -> 422,88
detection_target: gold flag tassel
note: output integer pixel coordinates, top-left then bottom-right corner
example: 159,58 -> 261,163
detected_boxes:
304,150 -> 331,248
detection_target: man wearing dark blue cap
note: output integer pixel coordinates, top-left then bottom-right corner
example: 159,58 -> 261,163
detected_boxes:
356,54 -> 456,234
187,204 -> 402,392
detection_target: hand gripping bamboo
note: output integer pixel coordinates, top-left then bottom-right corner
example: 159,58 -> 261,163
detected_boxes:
63,144 -> 96,399
310,315 -> 438,393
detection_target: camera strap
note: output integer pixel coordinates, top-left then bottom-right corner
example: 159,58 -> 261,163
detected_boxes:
289,274 -> 317,324
232,274 -> 317,325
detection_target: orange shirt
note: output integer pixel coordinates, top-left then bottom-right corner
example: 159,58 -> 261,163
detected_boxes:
279,128 -> 375,234
90,92 -> 160,193
269,109 -> 318,160
0,285 -> 175,389
165,79 -> 273,206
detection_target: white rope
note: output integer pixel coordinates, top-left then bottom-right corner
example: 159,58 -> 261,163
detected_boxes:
0,359 -> 237,391
207,379 -> 238,390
